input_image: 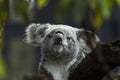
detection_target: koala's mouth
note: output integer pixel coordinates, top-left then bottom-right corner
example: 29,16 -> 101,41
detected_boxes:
54,41 -> 62,45
52,45 -> 64,53
52,40 -> 64,53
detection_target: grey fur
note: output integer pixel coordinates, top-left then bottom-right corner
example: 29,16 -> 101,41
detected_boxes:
25,23 -> 100,80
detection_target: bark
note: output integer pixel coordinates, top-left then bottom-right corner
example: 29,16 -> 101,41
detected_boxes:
69,40 -> 120,80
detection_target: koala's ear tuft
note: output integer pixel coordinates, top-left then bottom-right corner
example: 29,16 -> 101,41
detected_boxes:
36,24 -> 49,37
25,23 -> 40,46
77,29 -> 100,53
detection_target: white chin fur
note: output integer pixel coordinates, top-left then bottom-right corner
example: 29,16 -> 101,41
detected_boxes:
53,45 -> 63,53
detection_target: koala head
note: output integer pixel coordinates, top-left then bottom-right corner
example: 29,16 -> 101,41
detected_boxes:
25,23 -> 100,62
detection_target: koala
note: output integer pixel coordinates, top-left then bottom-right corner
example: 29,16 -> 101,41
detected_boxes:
25,23 -> 100,80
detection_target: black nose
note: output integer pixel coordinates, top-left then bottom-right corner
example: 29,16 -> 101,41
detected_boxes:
54,32 -> 63,45
55,36 -> 62,42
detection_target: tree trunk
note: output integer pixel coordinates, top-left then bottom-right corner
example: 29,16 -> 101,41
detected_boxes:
69,40 -> 120,80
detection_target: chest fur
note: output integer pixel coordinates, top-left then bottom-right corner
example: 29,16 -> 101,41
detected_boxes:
44,63 -> 69,80
43,58 -> 78,80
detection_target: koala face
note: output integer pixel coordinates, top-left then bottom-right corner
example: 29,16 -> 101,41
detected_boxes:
41,26 -> 80,62
25,23 -> 100,62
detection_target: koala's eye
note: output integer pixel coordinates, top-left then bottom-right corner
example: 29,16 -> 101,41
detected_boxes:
67,36 -> 74,42
47,34 -> 52,39
67,36 -> 71,40
38,30 -> 44,35
38,31 -> 45,37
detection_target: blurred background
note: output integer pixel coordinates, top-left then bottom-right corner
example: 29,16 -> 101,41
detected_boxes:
0,0 -> 120,80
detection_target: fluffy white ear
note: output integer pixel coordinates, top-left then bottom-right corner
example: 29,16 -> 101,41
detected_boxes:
25,23 -> 41,45
25,23 -> 50,46
77,29 -> 100,54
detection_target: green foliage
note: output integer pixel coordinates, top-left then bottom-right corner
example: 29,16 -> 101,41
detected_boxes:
9,0 -> 29,23
0,0 -> 7,80
88,0 -> 115,30
54,0 -> 120,30
0,0 -> 7,52
116,0 -> 120,5
0,57 -> 7,80
0,0 -> 33,78
37,0 -> 49,9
